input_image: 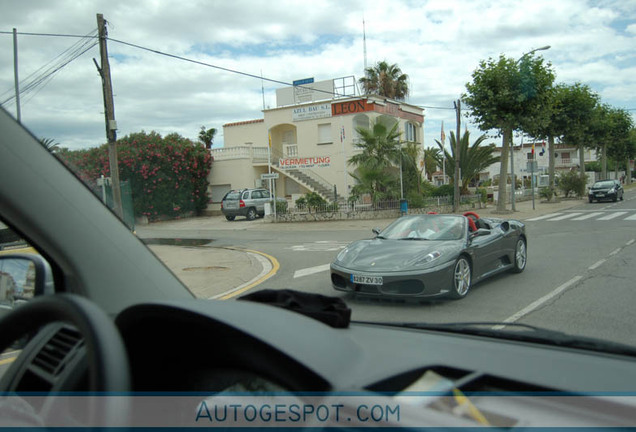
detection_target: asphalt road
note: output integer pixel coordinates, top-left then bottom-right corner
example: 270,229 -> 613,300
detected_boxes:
138,191 -> 636,349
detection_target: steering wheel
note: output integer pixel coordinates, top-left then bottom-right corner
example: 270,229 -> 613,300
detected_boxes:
0,294 -> 130,426
462,211 -> 480,232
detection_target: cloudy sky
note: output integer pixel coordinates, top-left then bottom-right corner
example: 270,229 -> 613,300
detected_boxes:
0,0 -> 635,150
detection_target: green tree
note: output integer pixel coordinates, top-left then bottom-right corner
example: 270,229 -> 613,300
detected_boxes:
422,147 -> 441,181
349,165 -> 399,203
57,131 -> 212,221
463,53 -> 555,211
401,141 -> 424,195
435,131 -> 500,194
528,83 -> 599,195
198,126 -> 217,149
359,61 -> 409,100
40,137 -> 60,153
347,121 -> 403,202
603,107 -> 635,180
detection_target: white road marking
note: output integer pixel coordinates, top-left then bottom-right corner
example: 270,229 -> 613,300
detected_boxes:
571,212 -> 604,220
493,276 -> 583,330
546,213 -> 583,221
289,241 -> 348,252
526,213 -> 563,221
627,239 -> 636,246
609,248 -> 621,256
624,214 -> 636,220
294,264 -> 331,278
598,212 -> 628,220
588,259 -> 607,270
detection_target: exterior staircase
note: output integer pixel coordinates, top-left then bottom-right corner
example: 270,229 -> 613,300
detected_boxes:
271,164 -> 340,202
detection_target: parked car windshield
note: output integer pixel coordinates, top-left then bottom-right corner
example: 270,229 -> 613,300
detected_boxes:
1,0 -> 635,359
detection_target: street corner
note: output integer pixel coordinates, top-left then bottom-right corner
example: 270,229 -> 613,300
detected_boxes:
147,245 -> 278,299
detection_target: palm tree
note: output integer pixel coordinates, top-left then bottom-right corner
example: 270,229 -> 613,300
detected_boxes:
348,121 -> 403,201
40,137 -> 60,153
348,121 -> 402,171
198,126 -> 217,149
435,131 -> 499,193
359,61 -> 409,101
422,147 -> 441,181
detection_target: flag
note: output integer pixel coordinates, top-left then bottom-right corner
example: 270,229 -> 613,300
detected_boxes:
441,121 -> 446,143
540,140 -> 546,156
340,126 -> 345,143
532,142 -> 535,155
268,133 -> 271,148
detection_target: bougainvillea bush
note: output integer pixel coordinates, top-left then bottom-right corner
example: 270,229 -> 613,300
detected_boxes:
57,131 -> 212,221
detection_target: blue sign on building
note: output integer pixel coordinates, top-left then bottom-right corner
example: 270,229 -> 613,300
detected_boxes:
292,77 -> 314,86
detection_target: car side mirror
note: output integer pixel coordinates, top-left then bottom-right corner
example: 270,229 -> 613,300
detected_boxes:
372,227 -> 381,236
0,254 -> 54,312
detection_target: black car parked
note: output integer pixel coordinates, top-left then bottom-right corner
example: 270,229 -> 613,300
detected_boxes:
588,180 -> 624,203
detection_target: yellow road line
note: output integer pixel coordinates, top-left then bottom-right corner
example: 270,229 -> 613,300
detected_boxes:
218,248 -> 280,300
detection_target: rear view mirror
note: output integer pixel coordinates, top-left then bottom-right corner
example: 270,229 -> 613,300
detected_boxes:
0,254 -> 54,313
372,227 -> 381,236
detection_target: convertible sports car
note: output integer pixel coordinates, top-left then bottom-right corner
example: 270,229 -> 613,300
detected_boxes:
331,213 -> 526,299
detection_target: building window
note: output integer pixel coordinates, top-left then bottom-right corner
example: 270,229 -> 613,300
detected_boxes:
285,144 -> 298,157
561,152 -> 570,164
405,122 -> 417,142
527,152 -> 534,160
318,123 -> 332,144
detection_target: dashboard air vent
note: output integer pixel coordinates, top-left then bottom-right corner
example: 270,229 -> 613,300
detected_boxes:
32,326 -> 83,376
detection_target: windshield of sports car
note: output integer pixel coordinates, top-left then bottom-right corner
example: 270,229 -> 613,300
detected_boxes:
1,0 -> 635,357
379,215 -> 466,241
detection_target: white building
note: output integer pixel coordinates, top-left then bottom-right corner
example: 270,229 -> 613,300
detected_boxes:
207,78 -> 425,213
488,141 -> 596,186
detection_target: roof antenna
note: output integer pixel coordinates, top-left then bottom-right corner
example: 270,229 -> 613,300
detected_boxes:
363,16 -> 368,74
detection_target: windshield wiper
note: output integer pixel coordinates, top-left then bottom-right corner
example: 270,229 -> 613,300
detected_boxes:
358,321 -> 636,357
399,237 -> 428,241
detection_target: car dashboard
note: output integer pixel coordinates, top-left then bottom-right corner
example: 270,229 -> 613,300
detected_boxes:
6,298 -> 636,428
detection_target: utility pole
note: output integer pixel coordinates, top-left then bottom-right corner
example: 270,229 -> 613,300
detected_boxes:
95,13 -> 123,219
13,28 -> 21,123
453,100 -> 461,212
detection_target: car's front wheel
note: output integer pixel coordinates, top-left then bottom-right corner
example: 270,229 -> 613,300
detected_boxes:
225,215 -> 235,221
589,197 -> 594,203
449,256 -> 471,299
511,238 -> 527,273
246,208 -> 257,220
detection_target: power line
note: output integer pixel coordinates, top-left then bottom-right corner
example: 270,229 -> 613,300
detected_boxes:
3,30 -> 635,112
0,29 -> 98,107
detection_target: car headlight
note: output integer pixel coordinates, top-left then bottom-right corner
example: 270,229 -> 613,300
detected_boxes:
407,251 -> 443,267
335,243 -> 364,264
609,188 -> 616,193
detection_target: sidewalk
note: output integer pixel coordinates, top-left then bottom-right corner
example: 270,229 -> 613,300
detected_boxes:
144,197 -> 584,298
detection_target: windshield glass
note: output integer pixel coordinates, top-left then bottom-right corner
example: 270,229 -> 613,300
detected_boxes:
1,1 -> 635,359
592,181 -> 615,188
380,215 -> 465,240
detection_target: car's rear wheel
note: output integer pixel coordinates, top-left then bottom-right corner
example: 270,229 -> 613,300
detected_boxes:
511,238 -> 527,273
449,256 -> 471,299
225,215 -> 235,221
246,208 -> 257,220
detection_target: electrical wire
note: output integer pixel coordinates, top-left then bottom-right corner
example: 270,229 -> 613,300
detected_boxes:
0,29 -> 98,107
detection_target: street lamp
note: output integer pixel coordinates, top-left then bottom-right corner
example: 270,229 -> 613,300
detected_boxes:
510,45 -> 550,211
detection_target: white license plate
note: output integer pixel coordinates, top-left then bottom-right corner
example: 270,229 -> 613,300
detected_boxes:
596,193 -> 605,197
351,274 -> 383,285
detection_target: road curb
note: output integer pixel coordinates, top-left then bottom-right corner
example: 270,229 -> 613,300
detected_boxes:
209,247 -> 279,300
